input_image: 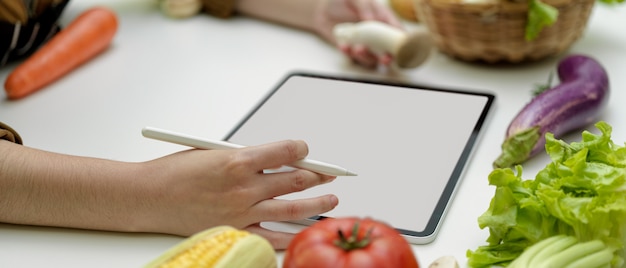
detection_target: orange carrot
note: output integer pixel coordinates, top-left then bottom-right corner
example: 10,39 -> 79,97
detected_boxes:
4,6 -> 118,100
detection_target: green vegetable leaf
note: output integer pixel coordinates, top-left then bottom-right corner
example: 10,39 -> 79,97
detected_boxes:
467,121 -> 626,268
526,0 -> 559,41
532,72 -> 554,97
598,0 -> 624,4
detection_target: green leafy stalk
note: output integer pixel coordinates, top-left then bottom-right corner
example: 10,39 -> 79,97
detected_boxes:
508,235 -> 568,268
509,235 -> 614,268
527,235 -> 578,266
567,247 -> 616,267
542,239 -> 608,267
526,0 -> 559,41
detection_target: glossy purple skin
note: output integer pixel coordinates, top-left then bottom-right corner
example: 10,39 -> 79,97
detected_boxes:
506,54 -> 610,156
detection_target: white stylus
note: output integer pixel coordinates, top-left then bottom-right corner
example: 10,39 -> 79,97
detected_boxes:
142,126 -> 357,176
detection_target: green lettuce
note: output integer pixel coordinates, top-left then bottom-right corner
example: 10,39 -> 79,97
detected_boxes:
598,0 -> 625,4
467,121 -> 626,267
526,0 -> 624,41
526,0 -> 558,41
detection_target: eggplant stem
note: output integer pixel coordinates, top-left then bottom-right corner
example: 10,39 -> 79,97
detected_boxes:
493,126 -> 541,168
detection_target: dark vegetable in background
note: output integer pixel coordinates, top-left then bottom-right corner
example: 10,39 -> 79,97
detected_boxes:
4,6 -> 118,100
493,54 -> 610,168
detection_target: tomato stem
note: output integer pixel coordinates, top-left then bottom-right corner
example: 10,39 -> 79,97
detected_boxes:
334,221 -> 373,251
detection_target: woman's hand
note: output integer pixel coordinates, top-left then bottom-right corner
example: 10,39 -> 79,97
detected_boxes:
236,0 -> 405,69
0,138 -> 336,250
139,139 -> 338,249
313,0 -> 405,68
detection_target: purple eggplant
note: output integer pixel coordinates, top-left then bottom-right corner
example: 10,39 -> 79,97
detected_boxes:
493,54 -> 610,168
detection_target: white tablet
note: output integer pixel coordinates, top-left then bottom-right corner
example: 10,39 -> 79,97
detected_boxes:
225,72 -> 495,244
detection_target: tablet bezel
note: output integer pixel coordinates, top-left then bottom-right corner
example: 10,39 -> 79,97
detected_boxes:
224,72 -> 495,244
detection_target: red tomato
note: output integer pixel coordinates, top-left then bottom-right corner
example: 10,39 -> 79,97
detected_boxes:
283,217 -> 420,268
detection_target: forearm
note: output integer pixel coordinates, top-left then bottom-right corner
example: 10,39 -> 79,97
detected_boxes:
0,141 -> 155,232
235,0 -> 323,32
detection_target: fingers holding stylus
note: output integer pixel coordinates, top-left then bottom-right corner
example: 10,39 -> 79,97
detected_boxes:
238,139 -> 310,172
258,169 -> 336,199
252,194 -> 339,223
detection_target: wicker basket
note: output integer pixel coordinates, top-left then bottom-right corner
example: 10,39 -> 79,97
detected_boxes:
414,0 -> 595,63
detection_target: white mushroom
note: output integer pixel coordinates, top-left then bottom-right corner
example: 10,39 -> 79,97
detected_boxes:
428,255 -> 460,268
333,21 -> 433,69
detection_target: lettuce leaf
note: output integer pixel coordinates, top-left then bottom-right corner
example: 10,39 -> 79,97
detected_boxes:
526,0 -> 559,41
598,0 -> 625,4
525,0 -> 625,40
467,121 -> 626,267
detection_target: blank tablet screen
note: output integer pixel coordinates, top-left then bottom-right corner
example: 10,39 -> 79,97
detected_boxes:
225,72 -> 495,244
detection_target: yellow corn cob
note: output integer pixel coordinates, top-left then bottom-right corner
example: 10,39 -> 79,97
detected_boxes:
145,226 -> 277,268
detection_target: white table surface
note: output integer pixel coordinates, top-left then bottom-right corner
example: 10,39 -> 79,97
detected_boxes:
1,0 -> 625,267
